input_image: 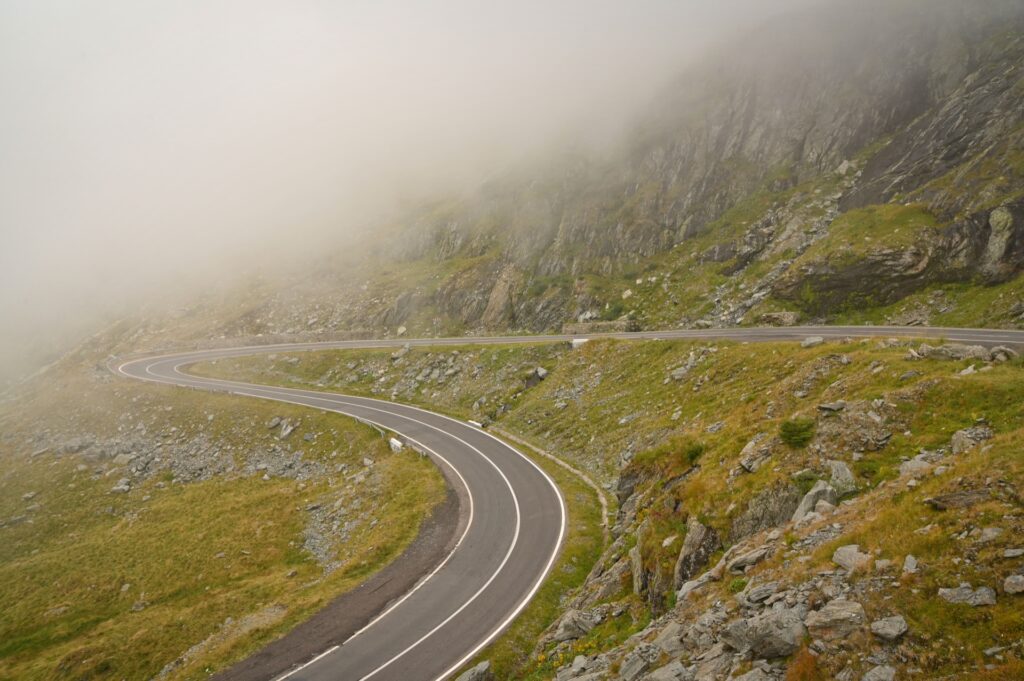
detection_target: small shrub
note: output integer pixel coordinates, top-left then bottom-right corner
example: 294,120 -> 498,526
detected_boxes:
683,440 -> 706,466
780,417 -> 816,448
728,578 -> 748,594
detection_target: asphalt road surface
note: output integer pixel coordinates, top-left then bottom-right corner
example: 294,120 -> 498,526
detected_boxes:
113,324 -> 1024,681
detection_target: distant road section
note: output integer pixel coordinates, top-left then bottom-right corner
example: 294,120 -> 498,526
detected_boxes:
113,324 -> 1023,680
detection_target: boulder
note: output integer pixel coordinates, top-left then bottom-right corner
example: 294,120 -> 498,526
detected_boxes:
733,669 -> 773,681
862,666 -> 896,681
792,480 -> 838,523
732,484 -> 802,538
727,545 -> 772,573
950,425 -> 994,454
938,583 -> 997,606
653,620 -> 686,656
553,609 -> 603,642
760,311 -> 799,327
801,336 -> 825,348
804,599 -> 865,640
721,608 -> 806,658
899,455 -> 933,478
643,660 -> 693,680
618,643 -> 660,681
870,615 -> 908,641
673,518 -> 721,588
455,661 -> 493,681
110,478 -> 131,494
902,555 -> 919,574
832,545 -> 872,572
1003,575 -> 1024,595
828,460 -> 857,496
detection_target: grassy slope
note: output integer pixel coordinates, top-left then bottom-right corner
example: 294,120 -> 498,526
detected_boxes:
0,363 -> 445,680
194,334 -> 1024,677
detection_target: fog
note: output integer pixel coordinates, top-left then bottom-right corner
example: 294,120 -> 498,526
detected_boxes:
0,0 -> 821,382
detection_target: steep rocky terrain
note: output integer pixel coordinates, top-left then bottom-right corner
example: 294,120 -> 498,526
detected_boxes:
201,335 -> 1024,680
103,0 -> 1024,354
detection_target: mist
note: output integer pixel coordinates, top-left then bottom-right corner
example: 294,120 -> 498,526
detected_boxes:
0,0 -> 823,382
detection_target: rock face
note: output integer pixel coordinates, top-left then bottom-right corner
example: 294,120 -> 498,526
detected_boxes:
938,583 -> 997,606
731,484 -> 802,539
805,599 -> 866,640
673,519 -> 721,589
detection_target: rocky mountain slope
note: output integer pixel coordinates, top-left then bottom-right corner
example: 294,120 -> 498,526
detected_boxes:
106,0 -> 1024,355
198,335 -> 1024,680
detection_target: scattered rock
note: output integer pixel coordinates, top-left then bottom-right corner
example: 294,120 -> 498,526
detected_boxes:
455,660 -> 493,681
862,665 -> 896,681
828,460 -> 857,496
924,488 -> 989,510
110,478 -> 131,494
1004,575 -> 1024,595
553,609 -> 602,642
950,425 -> 993,454
721,607 -> 806,658
833,545 -> 872,572
801,336 -> 825,348
727,545 -> 772,573
792,480 -> 837,523
871,615 -> 908,641
617,643 -> 660,681
804,598 -> 865,640
938,583 -> 997,606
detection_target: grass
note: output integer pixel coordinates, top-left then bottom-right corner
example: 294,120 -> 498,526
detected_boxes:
0,365 -> 446,680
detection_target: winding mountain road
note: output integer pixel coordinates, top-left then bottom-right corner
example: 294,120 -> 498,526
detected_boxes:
113,325 -> 1024,681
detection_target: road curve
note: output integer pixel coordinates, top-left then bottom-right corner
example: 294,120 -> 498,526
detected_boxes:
112,325 -> 1024,679
114,351 -> 567,681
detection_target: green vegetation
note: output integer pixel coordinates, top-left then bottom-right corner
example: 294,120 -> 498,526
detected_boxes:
0,367 -> 445,680
779,417 -> 816,448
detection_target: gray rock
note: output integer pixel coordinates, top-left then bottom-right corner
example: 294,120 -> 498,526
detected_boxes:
618,643 -> 660,681
653,620 -> 686,656
804,599 -> 865,640
833,545 -> 872,572
828,460 -> 857,496
1003,548 -> 1024,558
722,608 -> 806,658
951,425 -> 994,454
871,615 -> 908,641
455,661 -> 493,681
727,545 -> 772,573
792,480 -> 837,523
801,336 -> 825,348
267,416 -> 281,429
643,660 -> 693,680
110,478 -> 131,494
554,609 -> 603,642
629,544 -> 646,596
732,484 -> 802,538
1004,575 -> 1024,595
902,554 -> 918,574
862,666 -> 896,681
818,401 -> 847,412
733,669 -> 772,681
899,456 -> 932,477
938,583 -> 997,606
673,518 -> 721,588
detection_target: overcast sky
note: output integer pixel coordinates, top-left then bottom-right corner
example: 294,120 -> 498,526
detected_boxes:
0,0 -> 820,377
